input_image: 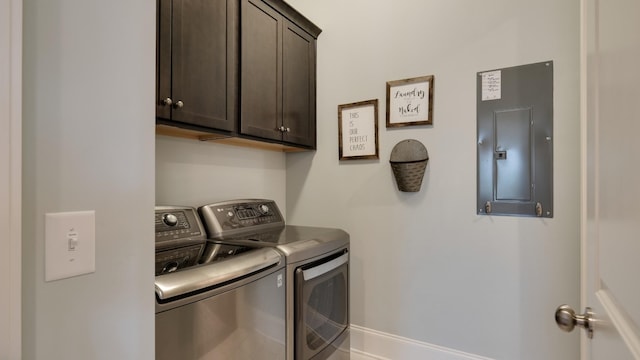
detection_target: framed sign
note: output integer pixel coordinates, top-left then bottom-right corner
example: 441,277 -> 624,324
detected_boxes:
386,75 -> 434,127
338,99 -> 379,160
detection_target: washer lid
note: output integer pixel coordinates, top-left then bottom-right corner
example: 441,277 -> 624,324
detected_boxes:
155,247 -> 282,301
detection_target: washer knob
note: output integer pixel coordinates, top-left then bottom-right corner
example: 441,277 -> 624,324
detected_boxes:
162,213 -> 179,227
162,261 -> 179,274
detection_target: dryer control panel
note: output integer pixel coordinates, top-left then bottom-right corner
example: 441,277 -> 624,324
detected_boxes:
198,199 -> 285,238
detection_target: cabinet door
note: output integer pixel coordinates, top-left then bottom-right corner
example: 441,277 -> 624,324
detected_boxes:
282,20 -> 316,148
240,0 -> 282,141
156,0 -> 172,120
168,0 -> 236,131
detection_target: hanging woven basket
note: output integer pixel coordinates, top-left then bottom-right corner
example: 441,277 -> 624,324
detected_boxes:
389,139 -> 429,192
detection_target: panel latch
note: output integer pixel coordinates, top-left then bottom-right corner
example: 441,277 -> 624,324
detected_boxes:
494,150 -> 507,160
485,201 -> 492,214
535,202 -> 543,217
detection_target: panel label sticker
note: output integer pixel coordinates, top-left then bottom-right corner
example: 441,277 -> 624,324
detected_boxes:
481,70 -> 502,101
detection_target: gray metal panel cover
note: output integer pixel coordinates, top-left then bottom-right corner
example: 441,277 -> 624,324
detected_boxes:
477,61 -> 553,217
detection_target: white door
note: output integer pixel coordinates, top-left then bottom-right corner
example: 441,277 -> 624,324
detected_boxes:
0,0 -> 21,359
561,0 -> 640,358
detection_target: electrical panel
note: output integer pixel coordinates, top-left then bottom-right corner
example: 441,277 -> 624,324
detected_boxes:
477,61 -> 553,217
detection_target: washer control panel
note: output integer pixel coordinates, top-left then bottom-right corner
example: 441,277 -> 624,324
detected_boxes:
198,199 -> 285,238
155,206 -> 206,247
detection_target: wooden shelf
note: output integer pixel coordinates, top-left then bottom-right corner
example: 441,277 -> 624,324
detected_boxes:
156,124 -> 310,153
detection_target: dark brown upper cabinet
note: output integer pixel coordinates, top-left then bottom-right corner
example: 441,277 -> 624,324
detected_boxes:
156,0 -> 238,132
240,0 -> 321,149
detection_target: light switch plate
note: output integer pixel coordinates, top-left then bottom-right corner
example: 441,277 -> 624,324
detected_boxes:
45,211 -> 96,281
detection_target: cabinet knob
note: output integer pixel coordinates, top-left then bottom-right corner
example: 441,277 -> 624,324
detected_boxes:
173,100 -> 184,109
285,127 -> 290,133
162,98 -> 173,106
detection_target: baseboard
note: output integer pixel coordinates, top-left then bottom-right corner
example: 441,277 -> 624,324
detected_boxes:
350,348 -> 391,360
350,324 -> 495,360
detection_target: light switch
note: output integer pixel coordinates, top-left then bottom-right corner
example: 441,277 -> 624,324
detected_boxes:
45,211 -> 96,281
68,235 -> 78,251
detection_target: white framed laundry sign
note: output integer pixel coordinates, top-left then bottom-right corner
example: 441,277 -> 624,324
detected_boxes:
386,75 -> 434,127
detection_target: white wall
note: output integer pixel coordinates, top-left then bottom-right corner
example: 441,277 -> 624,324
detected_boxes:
284,1 -> 581,359
22,1 -> 155,359
156,136 -> 287,213
18,0 -> 581,359
1,0 -> 21,358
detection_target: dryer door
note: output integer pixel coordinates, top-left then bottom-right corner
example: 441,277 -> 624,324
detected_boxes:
295,250 -> 349,360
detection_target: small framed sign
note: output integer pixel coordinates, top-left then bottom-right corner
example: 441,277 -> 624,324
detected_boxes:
338,99 -> 379,160
386,75 -> 434,127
